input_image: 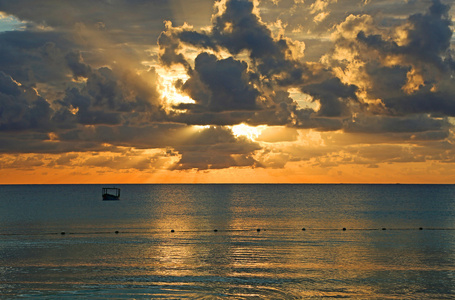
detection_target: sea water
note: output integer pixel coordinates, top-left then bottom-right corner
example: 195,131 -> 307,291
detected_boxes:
0,184 -> 454,298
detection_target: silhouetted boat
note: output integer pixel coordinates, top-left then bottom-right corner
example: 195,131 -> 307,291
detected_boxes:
102,187 -> 120,200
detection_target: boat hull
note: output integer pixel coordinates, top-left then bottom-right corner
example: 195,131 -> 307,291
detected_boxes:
102,193 -> 120,200
102,187 -> 120,200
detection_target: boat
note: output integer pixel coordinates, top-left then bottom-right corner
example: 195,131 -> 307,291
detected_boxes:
102,187 -> 120,200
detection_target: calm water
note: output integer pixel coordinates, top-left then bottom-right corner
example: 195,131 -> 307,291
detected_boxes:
1,184 -> 455,298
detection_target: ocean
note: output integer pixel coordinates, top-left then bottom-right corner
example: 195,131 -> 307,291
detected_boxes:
0,184 -> 454,298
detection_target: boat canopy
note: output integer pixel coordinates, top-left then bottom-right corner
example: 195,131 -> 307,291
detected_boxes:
102,187 -> 121,200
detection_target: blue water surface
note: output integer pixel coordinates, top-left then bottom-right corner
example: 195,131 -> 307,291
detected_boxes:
0,184 -> 454,298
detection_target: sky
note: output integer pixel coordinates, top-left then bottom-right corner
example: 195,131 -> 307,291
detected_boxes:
0,0 -> 455,184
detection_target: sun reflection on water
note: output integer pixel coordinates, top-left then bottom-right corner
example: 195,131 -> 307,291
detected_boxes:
2,185 -> 455,298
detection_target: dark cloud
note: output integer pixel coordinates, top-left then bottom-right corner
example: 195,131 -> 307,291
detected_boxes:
160,0 -> 307,82
294,113 -> 343,131
178,30 -> 218,50
355,0 -> 455,117
56,65 -> 164,126
0,30 -> 74,86
56,124 -> 262,170
326,0 -> 455,130
301,77 -> 358,117
167,0 -> 282,62
65,51 -> 91,79
383,91 -> 455,117
355,0 -> 453,72
171,126 -> 262,170
345,114 -> 449,134
171,110 -> 255,126
60,87 -> 121,125
211,0 -> 280,59
259,0 -> 442,42
363,63 -> 409,100
405,0 -> 452,70
158,0 -> 347,130
158,27 -> 191,69
0,71 -> 52,131
180,52 -> 259,112
209,0 -> 307,82
58,123 -> 186,150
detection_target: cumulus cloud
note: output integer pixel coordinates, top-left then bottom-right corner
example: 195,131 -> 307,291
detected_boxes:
159,0 -> 353,131
179,52 -> 259,112
0,71 -> 52,131
0,31 -> 74,88
171,126 -> 262,170
57,65 -> 163,125
357,0 -> 453,71
328,0 -> 455,117
301,77 -> 358,117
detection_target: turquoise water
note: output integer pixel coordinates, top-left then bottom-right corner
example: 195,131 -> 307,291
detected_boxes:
1,184 -> 455,298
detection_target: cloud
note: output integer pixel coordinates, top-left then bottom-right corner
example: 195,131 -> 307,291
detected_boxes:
383,90 -> 455,117
171,126 -> 262,170
356,0 -> 453,71
256,126 -> 299,143
0,0 -> 173,40
326,0 -> 455,130
301,77 -> 358,117
55,56 -> 164,126
0,71 -> 52,131
65,51 -> 91,79
158,0 -> 350,130
1,0 -> 455,177
178,52 -> 259,112
345,114 -> 449,134
0,31 -> 74,87
211,0 -> 282,60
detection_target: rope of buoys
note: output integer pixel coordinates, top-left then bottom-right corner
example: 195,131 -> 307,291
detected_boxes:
0,227 -> 452,236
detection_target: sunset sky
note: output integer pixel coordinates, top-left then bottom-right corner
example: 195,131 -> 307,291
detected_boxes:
0,0 -> 455,184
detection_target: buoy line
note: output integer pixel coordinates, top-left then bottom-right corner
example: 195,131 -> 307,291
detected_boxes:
0,227 -> 454,236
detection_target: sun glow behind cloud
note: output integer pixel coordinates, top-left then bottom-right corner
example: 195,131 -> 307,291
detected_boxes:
155,64 -> 195,112
231,124 -> 266,141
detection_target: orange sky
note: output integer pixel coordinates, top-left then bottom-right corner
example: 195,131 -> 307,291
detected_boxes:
1,157 -> 454,184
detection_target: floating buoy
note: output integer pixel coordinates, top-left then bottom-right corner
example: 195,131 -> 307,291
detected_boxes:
61,232 -> 65,235
342,228 -> 346,231
214,229 -> 218,232
257,228 -> 261,232
419,227 -> 423,230
115,231 -> 119,234
382,228 -> 386,230
302,227 -> 306,231
170,229 -> 175,233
